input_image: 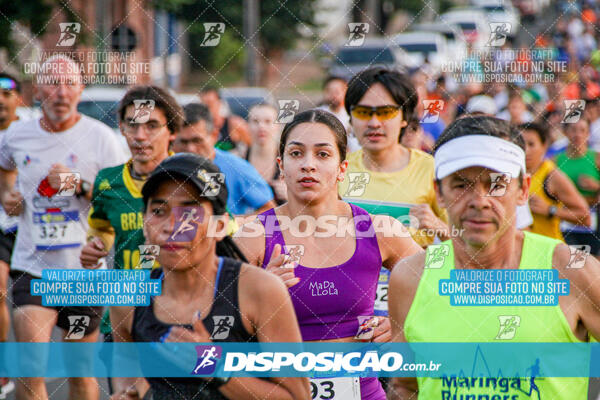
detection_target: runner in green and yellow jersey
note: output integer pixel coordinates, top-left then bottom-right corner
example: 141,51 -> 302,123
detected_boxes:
81,85 -> 182,270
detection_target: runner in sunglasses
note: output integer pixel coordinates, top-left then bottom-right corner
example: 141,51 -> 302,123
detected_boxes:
338,67 -> 448,331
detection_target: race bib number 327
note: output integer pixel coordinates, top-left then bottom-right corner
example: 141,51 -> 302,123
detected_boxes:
33,211 -> 82,250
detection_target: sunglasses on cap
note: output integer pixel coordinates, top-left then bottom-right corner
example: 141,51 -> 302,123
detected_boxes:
0,78 -> 17,91
350,105 -> 401,121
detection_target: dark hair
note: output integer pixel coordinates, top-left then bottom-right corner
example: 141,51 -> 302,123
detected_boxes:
200,86 -> 220,98
323,75 -> 347,89
564,117 -> 590,131
183,103 -> 214,132
508,91 -> 523,103
344,67 -> 418,123
400,115 -> 421,142
248,101 -> 277,116
434,115 -> 525,153
518,122 -> 550,144
0,72 -> 21,93
118,86 -> 183,134
279,109 -> 347,161
586,97 -> 600,105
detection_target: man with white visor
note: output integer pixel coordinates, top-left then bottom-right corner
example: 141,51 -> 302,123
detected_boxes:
389,115 -> 600,399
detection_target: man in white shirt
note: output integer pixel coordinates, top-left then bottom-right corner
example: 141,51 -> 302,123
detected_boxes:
0,55 -> 127,399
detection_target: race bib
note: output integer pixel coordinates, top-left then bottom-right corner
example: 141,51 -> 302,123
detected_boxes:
33,211 -> 82,250
560,209 -> 598,233
374,268 -> 389,316
310,377 -> 360,400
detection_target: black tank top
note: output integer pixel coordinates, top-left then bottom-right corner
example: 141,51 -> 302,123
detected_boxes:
216,117 -> 235,151
132,257 -> 256,399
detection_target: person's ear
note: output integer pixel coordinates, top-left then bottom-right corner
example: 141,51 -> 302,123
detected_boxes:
16,93 -> 24,107
516,173 -> 530,206
33,84 -> 41,102
277,156 -> 284,177
337,159 -> 349,182
434,179 -> 446,209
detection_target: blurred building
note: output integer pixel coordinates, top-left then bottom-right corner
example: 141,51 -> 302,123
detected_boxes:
5,0 -> 186,101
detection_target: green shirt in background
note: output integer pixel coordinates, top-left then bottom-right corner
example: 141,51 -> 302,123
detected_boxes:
88,161 -> 154,335
555,149 -> 600,198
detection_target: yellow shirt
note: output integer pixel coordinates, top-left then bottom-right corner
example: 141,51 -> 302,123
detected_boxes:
338,148 -> 448,247
529,159 -> 564,241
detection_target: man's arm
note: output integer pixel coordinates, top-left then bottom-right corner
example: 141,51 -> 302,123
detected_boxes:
376,215 -> 424,270
554,243 -> 600,340
236,158 -> 275,216
0,167 -> 17,193
547,170 -> 591,226
388,251 -> 426,399
81,176 -> 116,267
0,167 -> 23,216
87,226 -> 116,251
229,115 -> 252,146
80,226 -> 114,268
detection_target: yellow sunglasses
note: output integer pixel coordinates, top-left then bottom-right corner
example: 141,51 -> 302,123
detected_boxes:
350,105 -> 401,121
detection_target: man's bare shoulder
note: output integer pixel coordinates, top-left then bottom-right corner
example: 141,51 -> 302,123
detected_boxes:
553,242 -> 600,289
390,251 -> 426,291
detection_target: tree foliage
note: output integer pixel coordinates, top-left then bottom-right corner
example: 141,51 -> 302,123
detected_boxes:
154,0 -> 319,71
0,0 -> 53,57
0,0 -> 92,62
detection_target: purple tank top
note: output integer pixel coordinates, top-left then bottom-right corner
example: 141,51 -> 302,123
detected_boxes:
259,203 -> 382,341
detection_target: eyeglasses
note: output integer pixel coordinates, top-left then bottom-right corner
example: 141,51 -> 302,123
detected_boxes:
350,105 -> 401,121
122,120 -> 168,136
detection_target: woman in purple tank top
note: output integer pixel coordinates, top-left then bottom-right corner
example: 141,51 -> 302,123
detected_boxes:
235,110 -> 423,400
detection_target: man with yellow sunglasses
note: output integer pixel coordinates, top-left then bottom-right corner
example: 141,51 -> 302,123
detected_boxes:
338,67 -> 448,322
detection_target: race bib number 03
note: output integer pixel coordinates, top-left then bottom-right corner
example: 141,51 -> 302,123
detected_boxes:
374,268 -> 389,316
33,211 -> 82,250
310,377 -> 360,400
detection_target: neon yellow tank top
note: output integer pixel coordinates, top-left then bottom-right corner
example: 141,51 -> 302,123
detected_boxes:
404,231 -> 588,399
529,160 -> 564,241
